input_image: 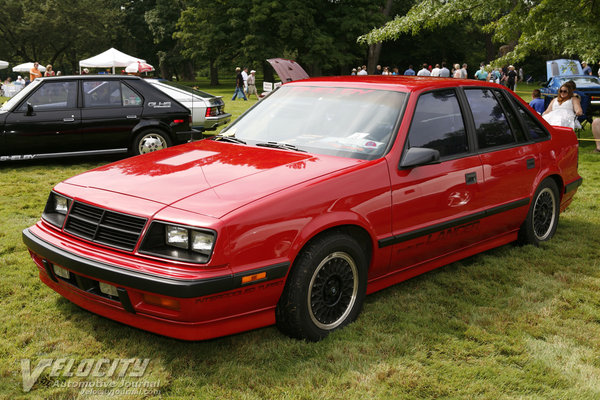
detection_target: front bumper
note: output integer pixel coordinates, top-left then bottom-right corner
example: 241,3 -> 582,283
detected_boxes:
23,227 -> 289,340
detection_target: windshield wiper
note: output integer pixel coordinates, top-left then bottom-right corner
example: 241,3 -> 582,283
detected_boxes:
211,135 -> 246,144
255,141 -> 306,152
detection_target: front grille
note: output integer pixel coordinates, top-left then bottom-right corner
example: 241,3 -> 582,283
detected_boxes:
64,201 -> 147,251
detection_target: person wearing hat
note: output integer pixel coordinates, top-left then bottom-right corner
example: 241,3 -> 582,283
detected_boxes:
231,67 -> 247,101
246,69 -> 258,100
582,61 -> 592,76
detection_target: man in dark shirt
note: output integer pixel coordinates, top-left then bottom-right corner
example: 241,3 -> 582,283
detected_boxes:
232,67 -> 247,101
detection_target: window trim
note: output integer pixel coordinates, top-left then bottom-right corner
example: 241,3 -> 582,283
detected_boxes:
402,87 -> 472,162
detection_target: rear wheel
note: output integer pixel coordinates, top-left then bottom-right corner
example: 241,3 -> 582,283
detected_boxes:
276,233 -> 367,341
132,129 -> 171,155
518,178 -> 560,246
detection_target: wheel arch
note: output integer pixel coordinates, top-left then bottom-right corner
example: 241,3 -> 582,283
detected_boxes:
129,120 -> 174,150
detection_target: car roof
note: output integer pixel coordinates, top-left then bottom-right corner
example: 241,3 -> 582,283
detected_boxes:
285,75 -> 503,93
34,74 -> 143,82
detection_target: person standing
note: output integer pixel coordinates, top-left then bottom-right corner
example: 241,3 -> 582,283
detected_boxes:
357,65 -> 368,75
232,67 -> 247,101
404,65 -> 415,75
460,63 -> 468,79
474,65 -> 488,81
30,62 -> 42,82
591,118 -> 600,153
241,67 -> 249,95
417,63 -> 431,76
44,64 -> 55,77
246,70 -> 258,100
439,62 -> 450,77
582,61 -> 592,76
431,64 -> 441,77
505,65 -> 518,91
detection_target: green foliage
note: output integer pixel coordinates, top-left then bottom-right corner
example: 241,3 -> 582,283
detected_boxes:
359,0 -> 600,63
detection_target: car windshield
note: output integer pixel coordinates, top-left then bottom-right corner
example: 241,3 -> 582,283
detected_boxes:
152,80 -> 215,98
559,77 -> 600,86
0,79 -> 43,111
222,85 -> 406,160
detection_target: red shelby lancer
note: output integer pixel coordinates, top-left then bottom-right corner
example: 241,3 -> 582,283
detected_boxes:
23,76 -> 582,341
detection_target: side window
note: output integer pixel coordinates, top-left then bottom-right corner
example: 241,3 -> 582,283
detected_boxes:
18,81 -> 77,111
83,80 -> 122,107
407,90 -> 469,158
465,88 -> 516,149
121,83 -> 142,106
496,91 -> 526,142
509,96 -> 550,141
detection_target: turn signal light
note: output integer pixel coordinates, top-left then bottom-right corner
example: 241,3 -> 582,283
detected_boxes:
241,272 -> 267,285
142,294 -> 180,310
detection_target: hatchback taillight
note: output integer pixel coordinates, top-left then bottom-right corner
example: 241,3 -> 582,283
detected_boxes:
205,106 -> 222,117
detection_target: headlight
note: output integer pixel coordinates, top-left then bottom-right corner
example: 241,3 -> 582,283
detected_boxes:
42,192 -> 72,228
140,222 -> 216,263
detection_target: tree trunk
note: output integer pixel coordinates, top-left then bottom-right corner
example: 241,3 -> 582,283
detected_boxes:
209,59 -> 219,86
367,0 -> 394,74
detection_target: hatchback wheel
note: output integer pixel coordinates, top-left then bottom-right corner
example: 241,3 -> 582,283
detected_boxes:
518,178 -> 560,246
133,129 -> 171,155
276,232 -> 367,341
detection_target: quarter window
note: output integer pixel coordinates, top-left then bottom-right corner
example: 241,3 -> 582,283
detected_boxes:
407,90 -> 468,158
510,97 -> 550,140
465,89 -> 516,149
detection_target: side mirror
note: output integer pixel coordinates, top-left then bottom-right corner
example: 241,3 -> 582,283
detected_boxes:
399,147 -> 440,169
25,102 -> 34,116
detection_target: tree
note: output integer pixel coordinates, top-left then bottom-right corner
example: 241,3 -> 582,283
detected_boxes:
0,0 -> 123,74
358,0 -> 600,64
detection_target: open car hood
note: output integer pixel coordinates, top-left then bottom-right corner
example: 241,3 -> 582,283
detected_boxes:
267,58 -> 309,82
546,59 -> 583,80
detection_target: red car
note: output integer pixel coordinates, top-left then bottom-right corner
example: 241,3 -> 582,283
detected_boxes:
23,76 -> 582,342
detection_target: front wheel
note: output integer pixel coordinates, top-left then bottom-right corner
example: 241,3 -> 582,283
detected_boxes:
518,178 -> 560,246
276,233 -> 367,341
132,129 -> 172,155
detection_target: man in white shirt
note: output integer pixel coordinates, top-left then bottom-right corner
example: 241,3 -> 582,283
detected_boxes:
357,65 -> 368,75
417,63 -> 431,76
431,64 -> 441,77
241,67 -> 249,94
439,62 -> 450,77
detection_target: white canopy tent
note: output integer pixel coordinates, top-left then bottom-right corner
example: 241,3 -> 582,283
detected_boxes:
0,60 -> 8,70
12,62 -> 46,73
79,48 -> 146,74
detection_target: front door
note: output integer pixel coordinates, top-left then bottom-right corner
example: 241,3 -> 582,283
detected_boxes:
3,80 -> 80,156
387,89 -> 485,271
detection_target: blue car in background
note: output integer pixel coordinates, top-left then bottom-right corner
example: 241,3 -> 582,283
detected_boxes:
540,59 -> 600,114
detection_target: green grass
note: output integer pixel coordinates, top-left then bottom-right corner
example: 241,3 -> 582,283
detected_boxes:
1,82 -> 600,399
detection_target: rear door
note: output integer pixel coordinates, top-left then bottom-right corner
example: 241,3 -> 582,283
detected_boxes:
79,79 -> 143,150
463,87 -> 540,237
387,89 -> 486,271
3,80 -> 80,155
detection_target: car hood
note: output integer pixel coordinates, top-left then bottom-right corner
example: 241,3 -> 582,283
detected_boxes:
62,140 -> 363,219
546,59 -> 583,80
267,58 -> 309,82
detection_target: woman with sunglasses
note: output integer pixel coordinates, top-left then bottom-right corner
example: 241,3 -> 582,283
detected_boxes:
542,83 -> 583,129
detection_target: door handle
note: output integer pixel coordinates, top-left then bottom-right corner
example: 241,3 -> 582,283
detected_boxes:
127,115 -> 138,119
465,172 -> 477,185
526,158 -> 535,169
63,117 -> 75,122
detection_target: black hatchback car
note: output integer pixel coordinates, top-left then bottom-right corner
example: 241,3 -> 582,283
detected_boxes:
0,75 -> 194,161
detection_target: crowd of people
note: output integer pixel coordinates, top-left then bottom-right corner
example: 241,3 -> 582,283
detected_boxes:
351,62 -> 526,89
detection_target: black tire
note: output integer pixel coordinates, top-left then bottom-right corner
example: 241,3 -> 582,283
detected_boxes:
276,232 -> 367,341
132,129 -> 172,155
518,178 -> 560,246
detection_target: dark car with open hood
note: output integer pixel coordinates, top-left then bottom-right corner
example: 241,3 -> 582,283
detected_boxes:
0,75 -> 194,161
